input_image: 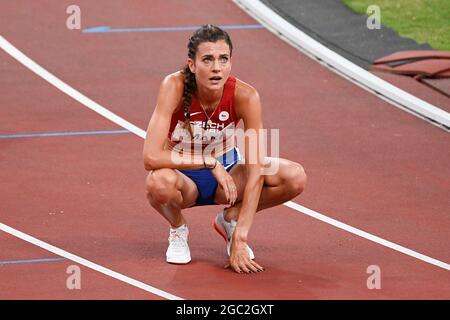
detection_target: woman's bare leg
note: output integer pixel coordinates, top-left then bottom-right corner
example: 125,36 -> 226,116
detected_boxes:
214,158 -> 307,221
145,168 -> 199,228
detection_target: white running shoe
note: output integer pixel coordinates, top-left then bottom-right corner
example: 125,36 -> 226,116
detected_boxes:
213,210 -> 255,260
166,224 -> 191,264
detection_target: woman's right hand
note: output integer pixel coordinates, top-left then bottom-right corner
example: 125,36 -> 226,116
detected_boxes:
211,161 -> 237,206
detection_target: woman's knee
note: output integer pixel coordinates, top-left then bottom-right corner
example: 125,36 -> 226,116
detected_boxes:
285,162 -> 307,197
145,169 -> 179,204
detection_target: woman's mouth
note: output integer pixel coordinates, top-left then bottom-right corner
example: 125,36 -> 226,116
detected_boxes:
209,76 -> 222,84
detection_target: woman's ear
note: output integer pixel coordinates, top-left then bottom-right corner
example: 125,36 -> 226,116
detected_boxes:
187,58 -> 195,73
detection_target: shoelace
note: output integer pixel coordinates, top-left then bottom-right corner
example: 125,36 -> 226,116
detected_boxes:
169,230 -> 188,247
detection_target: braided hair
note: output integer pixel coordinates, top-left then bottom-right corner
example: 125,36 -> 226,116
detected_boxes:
181,24 -> 233,138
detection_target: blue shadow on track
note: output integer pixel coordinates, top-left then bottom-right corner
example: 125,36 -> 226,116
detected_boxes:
83,24 -> 264,33
0,258 -> 66,265
0,130 -> 130,139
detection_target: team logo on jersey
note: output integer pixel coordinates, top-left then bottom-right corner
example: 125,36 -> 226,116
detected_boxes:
219,111 -> 229,121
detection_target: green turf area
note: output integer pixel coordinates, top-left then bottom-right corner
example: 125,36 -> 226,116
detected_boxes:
342,0 -> 450,51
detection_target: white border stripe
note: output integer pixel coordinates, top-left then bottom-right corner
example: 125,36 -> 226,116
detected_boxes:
233,0 -> 450,129
284,202 -> 450,271
0,36 -> 146,139
0,35 -> 180,299
0,33 -> 448,294
0,223 -> 183,300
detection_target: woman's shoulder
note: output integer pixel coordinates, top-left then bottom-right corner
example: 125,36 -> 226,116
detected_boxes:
161,70 -> 185,92
233,77 -> 261,119
155,71 -> 185,115
234,77 -> 260,101
159,71 -> 185,106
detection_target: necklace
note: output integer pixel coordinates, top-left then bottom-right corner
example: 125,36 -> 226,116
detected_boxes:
198,99 -> 221,130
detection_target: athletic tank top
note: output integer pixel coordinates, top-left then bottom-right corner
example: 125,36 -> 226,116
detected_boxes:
167,75 -> 239,157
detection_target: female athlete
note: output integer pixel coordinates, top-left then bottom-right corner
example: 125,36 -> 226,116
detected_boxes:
143,24 -> 307,274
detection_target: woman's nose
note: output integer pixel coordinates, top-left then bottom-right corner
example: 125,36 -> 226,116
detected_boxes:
212,59 -> 220,71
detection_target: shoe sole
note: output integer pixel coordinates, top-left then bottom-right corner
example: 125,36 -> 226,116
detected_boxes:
166,260 -> 191,265
166,254 -> 191,265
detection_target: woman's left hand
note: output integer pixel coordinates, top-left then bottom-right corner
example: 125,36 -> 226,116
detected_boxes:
228,236 -> 264,274
210,162 -> 238,206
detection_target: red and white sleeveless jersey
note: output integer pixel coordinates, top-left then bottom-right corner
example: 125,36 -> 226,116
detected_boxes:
167,75 -> 239,156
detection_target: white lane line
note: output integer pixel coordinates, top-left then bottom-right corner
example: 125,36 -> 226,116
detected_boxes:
0,36 -> 146,139
233,0 -> 450,131
1,32 -> 448,295
0,222 -> 183,300
0,35 -> 179,299
285,202 -> 450,271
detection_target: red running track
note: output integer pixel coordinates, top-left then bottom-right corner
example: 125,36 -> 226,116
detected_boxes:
1,0 -> 449,299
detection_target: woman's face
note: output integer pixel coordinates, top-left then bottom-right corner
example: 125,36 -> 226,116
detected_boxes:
188,40 -> 232,92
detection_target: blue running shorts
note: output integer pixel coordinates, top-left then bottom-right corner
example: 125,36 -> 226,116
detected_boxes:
179,147 -> 241,207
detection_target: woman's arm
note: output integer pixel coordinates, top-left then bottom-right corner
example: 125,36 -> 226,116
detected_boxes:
229,82 -> 266,273
234,86 -> 264,241
144,72 -> 238,205
143,72 -> 214,171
